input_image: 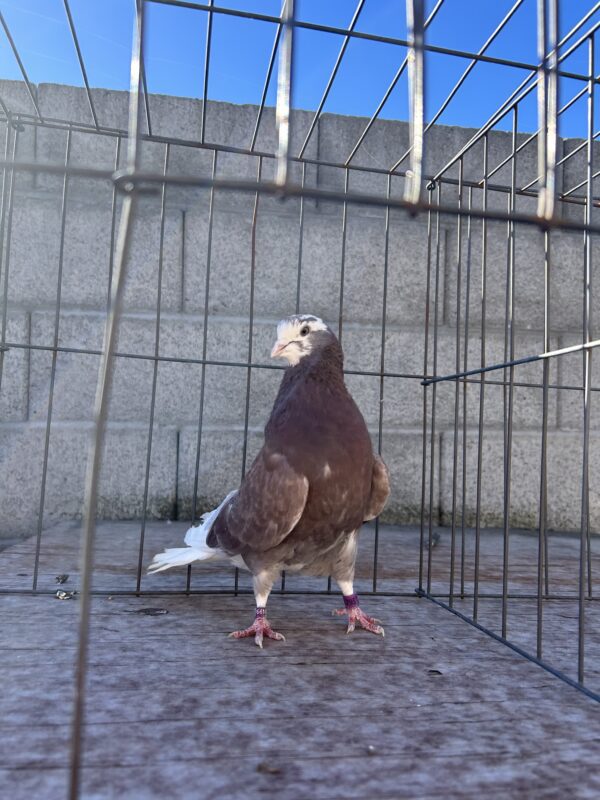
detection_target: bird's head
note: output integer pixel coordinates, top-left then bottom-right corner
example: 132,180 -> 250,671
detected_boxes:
270,314 -> 335,366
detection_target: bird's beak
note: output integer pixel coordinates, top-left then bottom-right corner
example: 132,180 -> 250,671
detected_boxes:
271,340 -> 288,359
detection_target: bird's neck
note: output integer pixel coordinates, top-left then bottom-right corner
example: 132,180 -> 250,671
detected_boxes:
267,342 -> 349,442
291,341 -> 344,385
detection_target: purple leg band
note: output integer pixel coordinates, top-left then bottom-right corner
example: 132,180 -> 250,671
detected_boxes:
343,593 -> 360,610
255,606 -> 266,619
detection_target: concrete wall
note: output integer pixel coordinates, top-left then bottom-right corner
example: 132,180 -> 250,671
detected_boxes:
0,81 -> 597,538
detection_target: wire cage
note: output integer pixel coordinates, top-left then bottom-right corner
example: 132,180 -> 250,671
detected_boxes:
1,0 -> 600,795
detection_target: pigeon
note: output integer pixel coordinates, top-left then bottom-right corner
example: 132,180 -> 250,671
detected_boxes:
149,314 -> 390,646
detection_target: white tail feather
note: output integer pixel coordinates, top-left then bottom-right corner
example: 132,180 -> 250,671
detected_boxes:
148,490 -> 237,574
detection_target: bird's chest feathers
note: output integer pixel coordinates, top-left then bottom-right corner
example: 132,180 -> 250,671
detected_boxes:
271,382 -> 351,448
269,394 -> 366,495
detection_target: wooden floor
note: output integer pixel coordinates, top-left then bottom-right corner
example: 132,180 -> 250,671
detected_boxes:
1,522 -> 600,799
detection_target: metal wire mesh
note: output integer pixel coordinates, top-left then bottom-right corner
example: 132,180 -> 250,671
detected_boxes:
0,0 -> 599,795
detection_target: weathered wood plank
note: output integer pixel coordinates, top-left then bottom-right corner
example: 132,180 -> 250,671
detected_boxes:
1,523 -> 599,799
2,745 -> 600,800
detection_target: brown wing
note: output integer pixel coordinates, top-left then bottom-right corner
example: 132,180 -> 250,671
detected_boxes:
214,447 -> 309,553
364,455 -> 390,521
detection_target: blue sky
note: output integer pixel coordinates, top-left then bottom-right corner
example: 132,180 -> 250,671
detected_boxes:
0,0 -> 598,138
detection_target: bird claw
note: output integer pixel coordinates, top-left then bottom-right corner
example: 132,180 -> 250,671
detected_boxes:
333,607 -> 385,637
228,618 -> 286,648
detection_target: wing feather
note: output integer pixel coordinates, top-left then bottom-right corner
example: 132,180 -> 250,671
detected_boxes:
364,455 -> 390,521
223,448 -> 309,552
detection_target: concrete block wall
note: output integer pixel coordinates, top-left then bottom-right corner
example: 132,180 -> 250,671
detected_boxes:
0,81 -> 596,537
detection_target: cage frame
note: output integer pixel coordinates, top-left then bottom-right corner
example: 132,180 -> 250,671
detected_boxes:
1,1 -> 600,797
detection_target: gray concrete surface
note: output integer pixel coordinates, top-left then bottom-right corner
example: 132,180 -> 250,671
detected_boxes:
0,81 -> 596,537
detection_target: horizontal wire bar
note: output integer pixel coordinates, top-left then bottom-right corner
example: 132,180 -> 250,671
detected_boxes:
3,587 -> 599,600
563,164 -> 600,199
0,114 -> 419,182
6,340 -> 600,395
0,588 -> 417,597
146,0 -> 595,82
429,17 -> 600,182
466,68 -> 600,190
518,104 -> 600,194
422,337 -> 600,386
1,340 -> 425,381
109,170 -> 600,233
0,2 -> 596,189
1,111 -> 599,210
418,590 -> 600,703
0,156 -> 599,232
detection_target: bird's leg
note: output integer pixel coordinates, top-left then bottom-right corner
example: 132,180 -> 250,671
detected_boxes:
332,579 -> 384,637
228,572 -> 285,648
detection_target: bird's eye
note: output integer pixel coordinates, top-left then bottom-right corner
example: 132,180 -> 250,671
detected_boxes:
300,325 -> 310,337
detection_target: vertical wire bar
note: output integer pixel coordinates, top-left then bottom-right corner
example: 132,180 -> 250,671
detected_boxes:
297,0 -> 367,159
337,168 -> 350,346
404,0 -> 425,205
250,2 -> 284,152
141,62 -> 153,138
584,37 -> 594,603
241,156 -> 262,477
125,4 -> 145,173
546,0 -> 558,218
200,0 -> 214,144
543,240 -> 550,600
0,118 -> 11,248
0,94 -> 10,120
426,5 -> 595,192
284,159 -> 306,593
373,174 -> 392,594
537,230 -> 550,658
239,156 -> 262,594
537,0 -> 559,220
0,12 -> 43,121
238,156 -> 263,593
275,0 -> 295,187
473,135 -> 489,622
418,197 -> 434,591
449,159 -> 464,608
70,197 -> 140,800
426,181 -> 442,594
63,0 -> 99,129
460,187 -> 473,599
330,167 -> 350,594
578,33 -> 594,684
68,1 -> 146,795
136,143 -> 170,592
32,128 -> 72,592
107,138 -> 123,302
188,149 -> 218,592
501,107 -> 518,639
346,0 -> 444,168
0,122 -> 16,407
294,161 -> 306,313
392,0 -> 524,172
180,210 -> 186,313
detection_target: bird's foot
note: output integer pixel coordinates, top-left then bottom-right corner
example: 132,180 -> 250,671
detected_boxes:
228,608 -> 285,648
332,594 -> 384,636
